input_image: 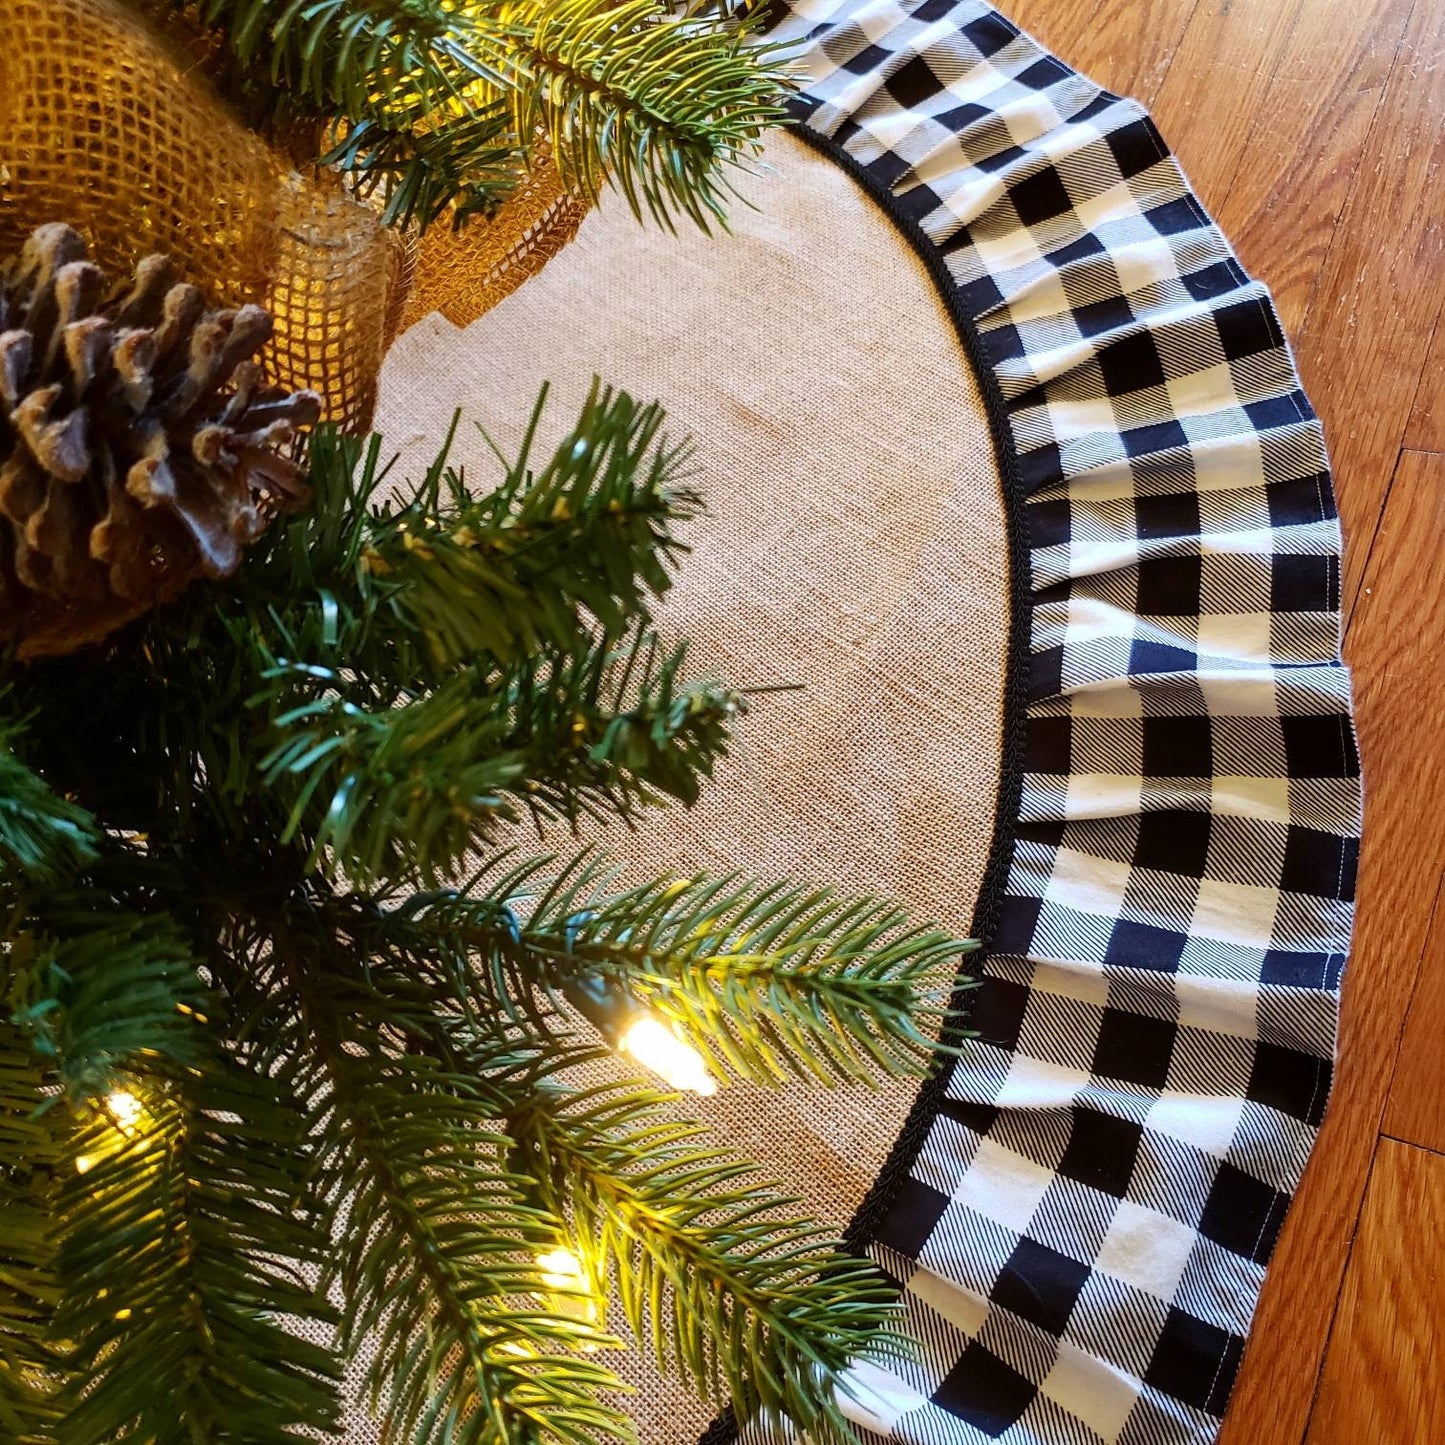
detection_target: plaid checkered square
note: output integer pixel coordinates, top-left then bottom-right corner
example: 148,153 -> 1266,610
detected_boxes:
723,1 -> 1362,1442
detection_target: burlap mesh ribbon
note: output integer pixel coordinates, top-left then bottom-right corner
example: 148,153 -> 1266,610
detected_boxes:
0,0 -> 589,433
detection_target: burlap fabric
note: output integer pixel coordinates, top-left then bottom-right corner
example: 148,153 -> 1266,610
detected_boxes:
370,128 -> 1010,1442
0,0 -> 588,433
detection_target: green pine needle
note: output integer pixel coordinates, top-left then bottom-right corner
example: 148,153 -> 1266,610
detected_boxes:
0,722 -> 97,883
511,1079 -> 899,1438
51,1069 -> 342,1444
165,0 -> 794,232
425,857 -> 977,1085
0,1017 -> 66,1444
0,379 -> 978,1444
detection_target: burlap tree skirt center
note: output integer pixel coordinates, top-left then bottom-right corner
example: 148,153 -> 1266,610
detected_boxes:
372,126 -> 1010,1442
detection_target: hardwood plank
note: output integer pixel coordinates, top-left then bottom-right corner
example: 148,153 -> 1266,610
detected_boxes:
1382,871 -> 1445,1152
997,0 -> 1101,54
1290,0 -> 1445,611
1212,0 -> 1415,337
1403,312 -> 1445,454
1045,0 -> 1202,106
1304,1139 -> 1445,1443
1383,894 -> 1445,1152
1150,0 -> 1305,213
1219,450 -> 1445,1445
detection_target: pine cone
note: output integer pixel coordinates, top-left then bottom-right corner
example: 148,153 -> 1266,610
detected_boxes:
0,223 -> 323,658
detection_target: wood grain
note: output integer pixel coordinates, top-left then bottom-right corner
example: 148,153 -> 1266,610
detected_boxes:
1219,448 -> 1445,1445
999,0 -> 1102,52
1304,1139 -> 1445,1443
1383,877 -> 1445,1153
1403,312 -> 1445,455
1149,0 -> 1303,212
1290,0 -> 1445,609
1211,0 -> 1416,336
1049,0 -> 1201,106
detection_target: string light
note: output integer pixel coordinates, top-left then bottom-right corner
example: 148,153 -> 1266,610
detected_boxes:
105,1090 -> 144,1135
560,969 -> 719,1097
535,1246 -> 585,1291
77,1089 -> 148,1173
534,1245 -> 598,1326
620,1016 -> 718,1096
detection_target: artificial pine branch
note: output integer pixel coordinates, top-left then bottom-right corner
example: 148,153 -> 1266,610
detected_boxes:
0,725 -> 98,882
0,1017 -> 66,1444
496,0 -> 791,230
0,380 -> 978,1443
14,887 -> 211,1100
158,0 -> 792,230
510,1080 -> 901,1438
50,1066 -> 341,1444
470,861 -> 976,1084
245,903 -> 632,1444
365,386 -> 703,666
3,877 -> 340,1444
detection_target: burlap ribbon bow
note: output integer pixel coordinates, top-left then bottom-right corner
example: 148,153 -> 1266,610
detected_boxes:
0,0 -> 589,433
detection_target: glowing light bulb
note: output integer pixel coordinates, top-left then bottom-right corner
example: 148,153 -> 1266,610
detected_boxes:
106,1090 -> 144,1135
534,1246 -> 598,1326
620,1016 -> 718,1096
536,1247 -> 584,1291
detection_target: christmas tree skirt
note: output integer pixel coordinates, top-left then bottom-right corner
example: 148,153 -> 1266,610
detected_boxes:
376,3 -> 1361,1442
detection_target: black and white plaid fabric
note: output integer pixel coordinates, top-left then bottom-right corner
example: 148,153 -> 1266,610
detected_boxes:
722,1 -> 1363,1441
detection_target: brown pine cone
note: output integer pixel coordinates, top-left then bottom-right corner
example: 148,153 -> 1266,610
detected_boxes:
0,223 -> 323,658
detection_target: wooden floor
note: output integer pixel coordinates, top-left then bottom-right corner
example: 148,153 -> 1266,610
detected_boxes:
995,0 -> 1445,1439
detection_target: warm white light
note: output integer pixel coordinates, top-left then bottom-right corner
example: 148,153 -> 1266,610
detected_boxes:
75,1153 -> 95,1175
106,1090 -> 144,1135
620,1017 -> 718,1096
535,1247 -> 584,1292
534,1246 -> 598,1327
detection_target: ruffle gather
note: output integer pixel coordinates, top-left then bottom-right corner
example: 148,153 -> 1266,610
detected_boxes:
712,2 -> 1362,1442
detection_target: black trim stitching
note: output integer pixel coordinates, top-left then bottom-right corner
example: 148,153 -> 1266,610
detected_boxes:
697,99 -> 1036,1445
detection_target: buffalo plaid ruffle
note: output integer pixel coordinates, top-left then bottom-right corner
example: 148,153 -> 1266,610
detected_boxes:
724,1 -> 1363,1442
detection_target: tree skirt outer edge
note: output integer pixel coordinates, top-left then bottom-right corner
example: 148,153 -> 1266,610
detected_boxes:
711,1 -> 1363,1442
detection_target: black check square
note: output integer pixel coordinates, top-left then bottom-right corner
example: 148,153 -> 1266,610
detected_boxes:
1106,117 -> 1167,179
1270,553 -> 1334,612
888,54 -> 947,109
1026,714 -> 1073,772
1146,1309 -> 1245,1415
962,11 -> 1016,56
1105,919 -> 1190,972
1011,167 -> 1074,226
1213,295 -> 1284,361
1136,811 -> 1211,877
1075,292 -> 1137,339
1135,490 -> 1202,540
1058,1108 -> 1142,1197
873,1175 -> 953,1260
935,1342 -> 1038,1436
1130,636 -> 1196,675
993,1237 -> 1091,1335
1098,331 -> 1168,395
1092,1010 -> 1177,1089
1248,1042 -> 1331,1126
1141,715 -> 1212,777
1136,555 -> 1204,617
1199,1163 -> 1289,1265
971,974 -> 1032,1050
1028,497 -> 1073,547
1280,826 -> 1356,899
1281,714 -> 1356,778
